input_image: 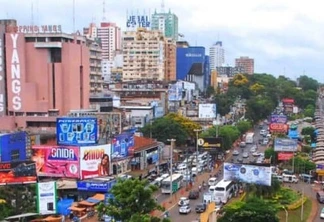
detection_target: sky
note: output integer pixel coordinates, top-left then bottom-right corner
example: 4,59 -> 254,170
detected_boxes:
1,0 -> 323,82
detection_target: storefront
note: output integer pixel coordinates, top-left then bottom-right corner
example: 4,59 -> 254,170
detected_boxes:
111,158 -> 131,175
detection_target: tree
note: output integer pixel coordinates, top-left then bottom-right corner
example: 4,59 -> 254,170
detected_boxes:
140,117 -> 188,145
298,75 -> 319,92
304,104 -> 315,118
249,83 -> 265,94
96,178 -> 163,222
206,86 -> 215,98
165,113 -> 201,138
219,196 -> 279,222
236,120 -> 252,135
301,126 -> 315,136
214,94 -> 235,116
264,147 -> 276,164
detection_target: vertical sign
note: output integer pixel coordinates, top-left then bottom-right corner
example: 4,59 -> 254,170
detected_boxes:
36,181 -> 58,214
0,25 -> 6,115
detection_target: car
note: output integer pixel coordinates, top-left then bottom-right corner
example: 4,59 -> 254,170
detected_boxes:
179,205 -> 191,214
178,197 -> 190,206
242,152 -> 249,158
237,158 -> 243,163
192,166 -> 203,177
250,147 -> 256,153
252,152 -> 261,157
195,203 -> 206,213
208,177 -> 218,186
239,142 -> 246,148
320,207 -> 324,219
188,190 -> 199,199
233,150 -> 239,156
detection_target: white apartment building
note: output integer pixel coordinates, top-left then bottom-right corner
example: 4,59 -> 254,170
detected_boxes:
209,41 -> 225,71
122,28 -> 165,81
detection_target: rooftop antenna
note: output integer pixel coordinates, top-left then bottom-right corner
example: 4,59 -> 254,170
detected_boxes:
161,0 -> 165,13
103,0 -> 107,21
73,0 -> 76,32
31,1 -> 34,26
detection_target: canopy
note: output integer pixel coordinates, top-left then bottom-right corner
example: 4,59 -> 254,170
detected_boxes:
78,201 -> 96,207
92,193 -> 105,201
86,197 -> 101,204
69,206 -> 86,212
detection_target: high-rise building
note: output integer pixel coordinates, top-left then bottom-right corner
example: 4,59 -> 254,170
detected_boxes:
164,39 -> 176,81
151,10 -> 178,41
122,28 -> 165,81
209,41 -> 224,71
0,26 -> 91,130
87,38 -> 103,94
235,56 -> 254,75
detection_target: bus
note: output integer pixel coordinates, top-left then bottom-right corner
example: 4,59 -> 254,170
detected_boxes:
161,174 -> 184,194
245,132 -> 255,144
213,179 -> 235,203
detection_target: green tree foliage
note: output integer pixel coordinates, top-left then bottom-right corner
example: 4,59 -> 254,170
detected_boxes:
245,96 -> 275,123
298,75 -> 319,91
219,196 -> 279,222
264,147 -> 276,163
289,157 -> 316,174
304,104 -> 315,118
206,86 -> 216,98
236,120 -> 252,134
246,179 -> 281,198
140,117 -> 188,145
301,126 -> 315,136
96,178 -> 163,222
214,93 -> 235,116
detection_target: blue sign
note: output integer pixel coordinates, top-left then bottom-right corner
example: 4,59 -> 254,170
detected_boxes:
126,15 -> 150,28
270,114 -> 288,124
111,133 -> 134,159
77,180 -> 117,192
56,117 -> 98,146
0,132 -> 27,162
317,164 -> 324,170
274,138 -> 298,152
176,47 -> 205,80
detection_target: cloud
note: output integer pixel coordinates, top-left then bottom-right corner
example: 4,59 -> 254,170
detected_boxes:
1,0 -> 323,81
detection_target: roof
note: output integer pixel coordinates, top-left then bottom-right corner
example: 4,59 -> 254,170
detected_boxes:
133,136 -> 158,152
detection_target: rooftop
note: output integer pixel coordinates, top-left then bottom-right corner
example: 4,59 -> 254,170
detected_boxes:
133,136 -> 158,152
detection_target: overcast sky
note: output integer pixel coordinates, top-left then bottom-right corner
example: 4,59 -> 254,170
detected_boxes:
1,0 -> 323,82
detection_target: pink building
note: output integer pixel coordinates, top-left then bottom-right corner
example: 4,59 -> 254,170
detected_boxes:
0,28 -> 90,131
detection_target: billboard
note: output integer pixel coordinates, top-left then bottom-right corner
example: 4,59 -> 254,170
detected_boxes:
199,104 -> 217,119
77,179 -> 117,192
0,25 -> 6,115
111,133 -> 134,159
79,144 -> 112,180
278,152 -> 294,161
274,138 -> 298,152
269,123 -> 289,133
270,115 -> 287,124
56,117 -> 98,145
198,137 -> 222,150
0,132 -> 27,162
223,163 -> 272,186
0,161 -> 37,185
176,47 -> 205,80
36,181 -> 57,215
168,83 -> 182,101
126,14 -> 150,28
31,146 -> 80,178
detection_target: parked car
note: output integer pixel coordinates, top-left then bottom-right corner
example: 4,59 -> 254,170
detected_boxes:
188,190 -> 199,199
242,152 -> 249,158
195,203 -> 207,213
233,150 -> 240,156
179,205 -> 191,214
178,197 -> 190,206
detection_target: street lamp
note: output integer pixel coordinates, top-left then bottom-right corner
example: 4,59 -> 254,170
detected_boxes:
282,206 -> 288,222
167,138 -> 176,203
194,129 -> 202,175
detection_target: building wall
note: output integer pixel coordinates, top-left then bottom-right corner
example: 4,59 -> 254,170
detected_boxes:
176,47 -> 205,80
235,56 -> 254,75
164,39 -> 176,81
209,41 -> 224,70
151,11 -> 179,41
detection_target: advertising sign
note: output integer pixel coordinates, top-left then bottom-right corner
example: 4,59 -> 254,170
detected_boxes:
36,181 -> 57,215
198,137 -> 222,150
112,133 -> 134,159
56,117 -> 98,145
282,98 -> 294,104
80,144 -> 111,179
126,15 -> 150,28
0,25 -> 6,115
270,115 -> 288,124
0,161 -> 37,185
77,179 -> 117,192
274,138 -> 298,152
168,83 -> 182,101
0,132 -> 27,162
223,163 -> 272,186
278,152 -> 294,161
6,25 -> 62,34
31,146 -> 80,178
269,123 -> 289,133
198,104 -> 217,119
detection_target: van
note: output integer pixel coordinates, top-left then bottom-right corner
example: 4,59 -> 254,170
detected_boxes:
317,191 -> 324,203
282,174 -> 298,183
272,175 -> 283,182
208,177 -> 218,186
299,174 -> 314,183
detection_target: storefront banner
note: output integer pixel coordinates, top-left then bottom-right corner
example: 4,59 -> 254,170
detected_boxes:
32,146 -> 80,178
0,161 -> 37,185
77,179 -> 116,192
80,144 -> 112,179
278,152 -> 294,160
36,181 -> 57,215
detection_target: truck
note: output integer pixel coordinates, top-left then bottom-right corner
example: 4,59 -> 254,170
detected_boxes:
245,132 -> 255,144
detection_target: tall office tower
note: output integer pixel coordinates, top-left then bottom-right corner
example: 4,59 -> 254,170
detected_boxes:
235,56 -> 254,75
151,9 -> 178,41
122,28 -> 165,81
209,41 -> 225,71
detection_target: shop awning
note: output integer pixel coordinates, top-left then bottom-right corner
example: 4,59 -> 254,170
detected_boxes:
69,206 -> 86,212
86,197 -> 101,204
92,193 -> 105,201
78,201 -> 96,207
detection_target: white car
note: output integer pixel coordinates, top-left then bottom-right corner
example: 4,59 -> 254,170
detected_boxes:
252,152 -> 261,157
233,150 -> 239,156
320,207 -> 324,219
242,152 -> 249,158
179,205 -> 191,214
192,167 -> 203,177
250,146 -> 257,153
208,177 -> 218,186
178,197 -> 190,206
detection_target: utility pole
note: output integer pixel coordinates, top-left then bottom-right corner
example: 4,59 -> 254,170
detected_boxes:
167,139 -> 176,203
194,129 -> 202,178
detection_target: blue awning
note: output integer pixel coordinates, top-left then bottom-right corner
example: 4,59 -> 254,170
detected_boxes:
86,198 -> 101,204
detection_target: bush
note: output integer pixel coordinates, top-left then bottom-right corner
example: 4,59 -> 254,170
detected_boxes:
287,197 -> 307,210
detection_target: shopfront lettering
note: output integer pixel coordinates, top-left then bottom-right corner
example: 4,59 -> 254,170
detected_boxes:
11,34 -> 22,111
83,149 -> 105,161
0,163 -> 11,169
50,148 -> 75,159
6,25 -> 62,34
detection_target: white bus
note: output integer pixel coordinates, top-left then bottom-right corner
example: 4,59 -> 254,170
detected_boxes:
161,174 -> 184,194
245,132 -> 255,144
214,179 -> 235,203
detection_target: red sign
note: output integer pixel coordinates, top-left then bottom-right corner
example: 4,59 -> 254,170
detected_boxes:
0,161 -> 37,185
269,123 -> 289,133
6,25 -> 62,34
282,98 -> 294,104
278,152 -> 294,161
